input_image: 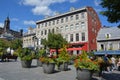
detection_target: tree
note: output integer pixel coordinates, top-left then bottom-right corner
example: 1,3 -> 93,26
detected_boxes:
0,39 -> 10,48
41,33 -> 68,55
10,39 -> 22,50
100,0 -> 120,27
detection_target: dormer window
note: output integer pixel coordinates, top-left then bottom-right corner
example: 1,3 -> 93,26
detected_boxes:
105,33 -> 111,39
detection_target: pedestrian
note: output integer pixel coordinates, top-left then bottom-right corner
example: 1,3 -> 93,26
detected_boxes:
117,58 -> 120,71
103,54 -> 110,72
111,56 -> 116,71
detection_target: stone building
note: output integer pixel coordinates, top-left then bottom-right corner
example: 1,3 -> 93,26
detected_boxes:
0,17 -> 23,40
22,27 -> 37,48
97,27 -> 120,51
23,6 -> 101,54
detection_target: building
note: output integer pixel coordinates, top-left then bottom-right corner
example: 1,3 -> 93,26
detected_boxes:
0,17 -> 23,40
23,27 -> 37,48
97,27 -> 120,51
23,6 -> 101,54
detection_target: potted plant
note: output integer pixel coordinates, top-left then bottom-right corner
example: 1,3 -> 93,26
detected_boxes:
36,48 -> 46,67
74,51 -> 99,80
56,45 -> 70,71
0,47 -> 5,61
17,47 -> 35,68
40,56 -> 56,74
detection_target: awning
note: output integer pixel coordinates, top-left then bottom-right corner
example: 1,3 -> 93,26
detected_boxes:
67,48 -> 82,51
94,50 -> 120,55
50,48 -> 82,52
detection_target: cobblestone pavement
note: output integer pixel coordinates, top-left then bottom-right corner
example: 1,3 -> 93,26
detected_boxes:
0,59 -> 120,80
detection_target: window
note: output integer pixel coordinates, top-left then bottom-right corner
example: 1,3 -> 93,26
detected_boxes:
119,43 -> 120,49
109,43 -> 113,50
70,34 -> 73,42
42,23 -> 43,27
61,26 -> 64,31
49,22 -> 51,26
81,12 -> 84,18
105,33 -> 111,39
81,22 -> 85,29
76,14 -> 79,20
41,31 -> 43,35
52,28 -> 54,33
44,30 -> 47,35
75,23 -> 79,29
45,22 -> 47,27
101,44 -> 104,50
70,15 -> 73,20
37,24 -> 40,28
76,33 -> 79,41
65,34 -> 68,41
48,29 -> 51,33
57,19 -> 59,24
82,32 -> 85,41
65,25 -> 69,31
70,24 -> 74,30
61,18 -> 64,23
53,20 -> 55,25
66,16 -> 68,22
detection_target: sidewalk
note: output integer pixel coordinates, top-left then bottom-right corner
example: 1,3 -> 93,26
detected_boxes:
0,59 -> 120,80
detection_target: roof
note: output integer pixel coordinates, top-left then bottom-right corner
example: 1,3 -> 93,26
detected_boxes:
36,6 -> 88,23
97,27 -> 120,41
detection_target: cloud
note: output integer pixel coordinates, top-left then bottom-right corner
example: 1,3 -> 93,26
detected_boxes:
32,6 -> 52,15
0,23 -> 4,28
11,18 -> 19,21
20,0 -> 77,15
24,20 -> 36,25
94,0 -> 101,6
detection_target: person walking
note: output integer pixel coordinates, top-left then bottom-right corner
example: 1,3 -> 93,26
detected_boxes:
117,58 -> 120,71
111,56 -> 116,71
103,54 -> 110,72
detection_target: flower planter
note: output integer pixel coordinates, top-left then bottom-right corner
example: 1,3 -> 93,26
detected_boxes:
76,68 -> 92,80
58,62 -> 68,71
42,63 -> 55,74
21,60 -> 32,68
37,59 -> 42,67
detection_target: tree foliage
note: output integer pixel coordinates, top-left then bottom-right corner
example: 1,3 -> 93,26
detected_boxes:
10,39 -> 22,50
41,33 -> 68,55
0,39 -> 11,48
100,0 -> 120,26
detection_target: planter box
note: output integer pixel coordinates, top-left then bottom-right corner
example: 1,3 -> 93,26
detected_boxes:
58,62 -> 68,71
76,68 -> 92,80
21,60 -> 32,68
42,63 -> 55,74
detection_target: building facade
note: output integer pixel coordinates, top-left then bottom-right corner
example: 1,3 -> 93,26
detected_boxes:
97,27 -> 120,51
23,27 -> 37,48
36,6 -> 101,53
23,6 -> 101,54
0,17 -> 23,39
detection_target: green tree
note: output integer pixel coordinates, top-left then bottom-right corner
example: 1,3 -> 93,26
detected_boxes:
41,33 -> 68,55
10,39 -> 22,50
100,0 -> 120,27
0,39 -> 10,48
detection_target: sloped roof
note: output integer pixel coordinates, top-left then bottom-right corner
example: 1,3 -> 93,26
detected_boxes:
97,27 -> 120,41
